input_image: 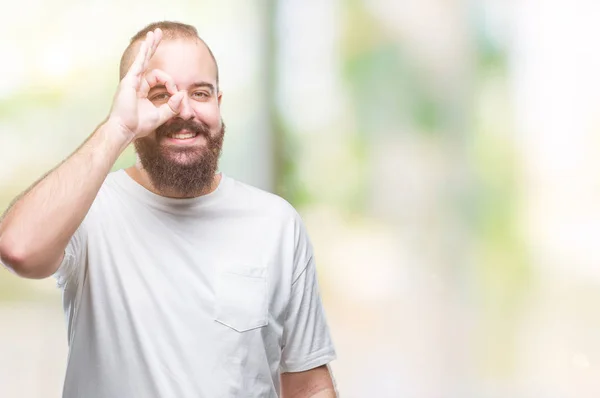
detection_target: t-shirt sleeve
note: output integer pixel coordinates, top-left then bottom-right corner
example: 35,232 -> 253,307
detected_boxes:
280,215 -> 336,373
53,222 -> 87,289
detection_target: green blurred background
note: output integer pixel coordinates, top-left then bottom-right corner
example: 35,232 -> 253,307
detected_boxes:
2,0 -> 600,396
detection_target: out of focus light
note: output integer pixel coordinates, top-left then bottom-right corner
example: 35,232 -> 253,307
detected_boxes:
39,42 -> 74,81
572,353 -> 591,370
0,43 -> 25,94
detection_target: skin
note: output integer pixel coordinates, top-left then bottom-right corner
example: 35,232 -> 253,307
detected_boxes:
281,365 -> 337,397
0,28 -> 335,397
121,36 -> 224,198
0,29 -> 181,278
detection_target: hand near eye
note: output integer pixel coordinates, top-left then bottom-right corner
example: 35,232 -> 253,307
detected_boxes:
108,28 -> 183,139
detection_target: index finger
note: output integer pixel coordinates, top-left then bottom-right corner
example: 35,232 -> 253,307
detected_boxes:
140,68 -> 178,98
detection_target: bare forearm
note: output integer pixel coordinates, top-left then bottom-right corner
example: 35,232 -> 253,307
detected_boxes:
308,389 -> 336,398
282,387 -> 336,398
281,365 -> 337,398
0,120 -> 132,277
1,28 -> 179,277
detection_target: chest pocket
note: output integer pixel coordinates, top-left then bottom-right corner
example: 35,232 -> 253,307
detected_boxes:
214,264 -> 269,332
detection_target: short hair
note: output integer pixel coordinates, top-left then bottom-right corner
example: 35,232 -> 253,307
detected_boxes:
119,21 -> 219,86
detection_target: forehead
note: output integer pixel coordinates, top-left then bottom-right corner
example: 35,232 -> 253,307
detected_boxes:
145,38 -> 217,87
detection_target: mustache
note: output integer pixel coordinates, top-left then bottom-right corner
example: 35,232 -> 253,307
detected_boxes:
155,119 -> 211,138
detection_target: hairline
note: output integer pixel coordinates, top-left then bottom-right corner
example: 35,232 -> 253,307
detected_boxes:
119,36 -> 220,89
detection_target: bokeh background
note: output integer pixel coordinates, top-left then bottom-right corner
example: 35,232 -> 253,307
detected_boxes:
2,0 -> 600,396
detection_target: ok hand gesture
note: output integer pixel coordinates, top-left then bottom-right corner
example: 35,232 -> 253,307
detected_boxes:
108,28 -> 183,139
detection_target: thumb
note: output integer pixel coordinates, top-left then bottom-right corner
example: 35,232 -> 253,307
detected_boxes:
157,92 -> 184,125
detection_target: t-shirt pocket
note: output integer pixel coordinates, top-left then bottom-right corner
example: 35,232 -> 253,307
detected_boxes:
214,264 -> 269,332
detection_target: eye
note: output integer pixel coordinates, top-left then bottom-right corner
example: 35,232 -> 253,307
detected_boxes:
192,91 -> 210,99
150,92 -> 170,101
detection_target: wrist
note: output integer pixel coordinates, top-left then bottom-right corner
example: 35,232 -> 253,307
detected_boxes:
100,118 -> 136,152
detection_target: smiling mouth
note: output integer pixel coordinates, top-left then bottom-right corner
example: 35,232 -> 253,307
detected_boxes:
166,130 -> 199,140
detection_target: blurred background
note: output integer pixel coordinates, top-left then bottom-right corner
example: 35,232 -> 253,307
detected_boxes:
2,0 -> 600,396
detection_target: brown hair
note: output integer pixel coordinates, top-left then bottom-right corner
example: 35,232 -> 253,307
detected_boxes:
119,21 -> 219,86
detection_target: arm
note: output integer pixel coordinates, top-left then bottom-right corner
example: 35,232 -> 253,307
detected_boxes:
0,122 -> 131,278
0,28 -> 183,278
281,365 -> 337,398
279,214 -> 337,395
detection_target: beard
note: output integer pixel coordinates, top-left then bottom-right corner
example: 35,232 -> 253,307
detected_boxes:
134,119 -> 225,197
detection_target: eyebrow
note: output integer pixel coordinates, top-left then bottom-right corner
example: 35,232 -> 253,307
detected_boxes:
191,82 -> 216,94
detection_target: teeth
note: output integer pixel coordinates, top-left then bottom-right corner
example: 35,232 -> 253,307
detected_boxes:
171,133 -> 196,139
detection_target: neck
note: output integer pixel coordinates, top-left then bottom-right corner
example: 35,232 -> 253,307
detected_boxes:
125,163 -> 221,199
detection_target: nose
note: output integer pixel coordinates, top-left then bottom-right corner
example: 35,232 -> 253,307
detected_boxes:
176,94 -> 194,120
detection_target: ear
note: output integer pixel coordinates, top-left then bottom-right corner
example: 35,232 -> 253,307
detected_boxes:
217,90 -> 223,107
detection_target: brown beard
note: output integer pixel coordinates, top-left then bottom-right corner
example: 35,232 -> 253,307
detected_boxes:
134,119 -> 225,197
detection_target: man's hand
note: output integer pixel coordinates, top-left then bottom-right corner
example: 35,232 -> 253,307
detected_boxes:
108,28 -> 183,139
0,30 -> 184,278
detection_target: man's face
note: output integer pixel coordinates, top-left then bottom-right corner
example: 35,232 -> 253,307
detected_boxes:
134,38 -> 224,196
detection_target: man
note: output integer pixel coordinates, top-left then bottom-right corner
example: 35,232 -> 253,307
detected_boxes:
0,21 -> 337,397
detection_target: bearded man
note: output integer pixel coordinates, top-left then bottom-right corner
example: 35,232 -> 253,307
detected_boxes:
0,21 -> 337,398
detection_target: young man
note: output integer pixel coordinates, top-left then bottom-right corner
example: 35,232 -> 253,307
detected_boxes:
0,21 -> 337,397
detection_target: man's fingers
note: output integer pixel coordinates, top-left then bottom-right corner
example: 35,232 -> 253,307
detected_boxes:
157,92 -> 184,124
149,28 -> 162,60
148,69 -> 177,93
143,31 -> 155,66
124,29 -> 160,85
140,69 -> 177,97
138,77 -> 150,98
125,40 -> 148,82
142,29 -> 162,73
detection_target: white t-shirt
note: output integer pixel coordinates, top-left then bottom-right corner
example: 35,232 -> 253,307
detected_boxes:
54,170 -> 336,398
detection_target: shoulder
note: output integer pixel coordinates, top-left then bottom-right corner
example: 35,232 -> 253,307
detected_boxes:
226,176 -> 301,221
84,170 -> 133,219
87,169 -> 126,198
